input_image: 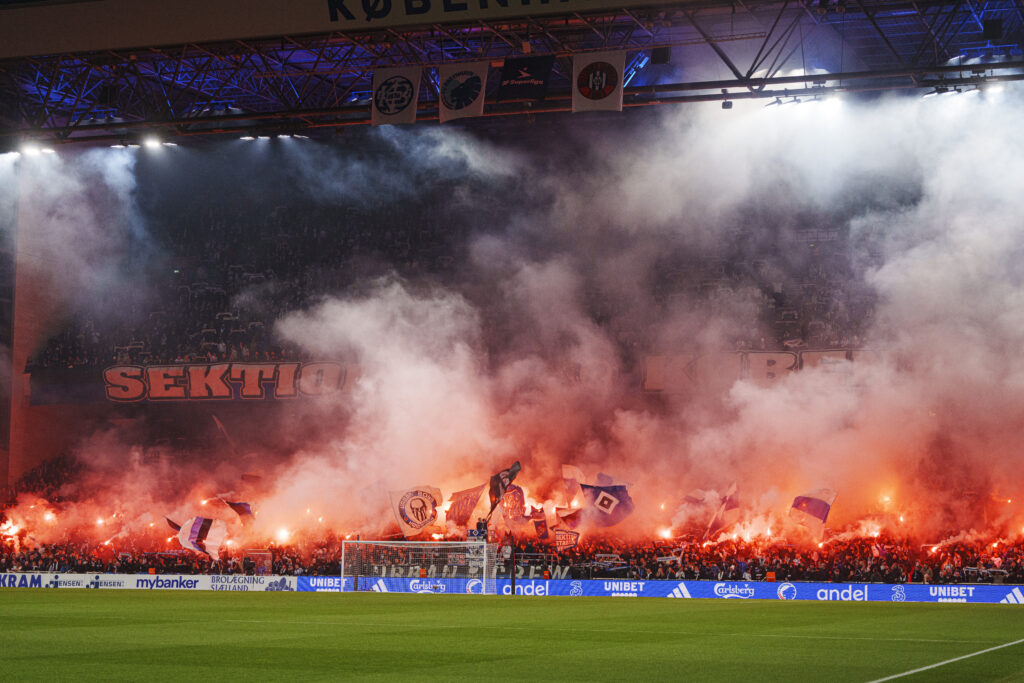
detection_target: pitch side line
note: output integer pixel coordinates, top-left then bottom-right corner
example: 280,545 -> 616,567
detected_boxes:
866,637 -> 1024,682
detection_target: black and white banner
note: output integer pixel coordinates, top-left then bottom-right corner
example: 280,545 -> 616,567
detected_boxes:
371,66 -> 422,125
438,62 -> 489,123
572,51 -> 626,112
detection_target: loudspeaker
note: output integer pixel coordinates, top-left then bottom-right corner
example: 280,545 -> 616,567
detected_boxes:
652,47 -> 672,64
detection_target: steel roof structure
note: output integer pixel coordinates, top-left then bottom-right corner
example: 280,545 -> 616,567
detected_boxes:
0,0 -> 1022,146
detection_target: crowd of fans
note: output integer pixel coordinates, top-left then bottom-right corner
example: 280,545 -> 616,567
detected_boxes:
28,182 -> 871,373
27,192 -> 464,371
4,526 -> 1023,585
2,454 -> 1022,584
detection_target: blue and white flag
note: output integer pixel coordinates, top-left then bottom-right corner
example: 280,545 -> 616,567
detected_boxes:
790,489 -> 837,536
176,516 -> 227,561
447,484 -> 485,527
554,528 -> 580,552
705,482 -> 739,539
220,499 -> 253,521
390,486 -> 442,538
371,66 -> 422,126
438,62 -> 488,123
572,51 -> 626,112
581,484 -> 635,527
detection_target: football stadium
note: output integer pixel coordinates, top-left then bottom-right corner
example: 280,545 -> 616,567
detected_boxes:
1,0 -> 1024,680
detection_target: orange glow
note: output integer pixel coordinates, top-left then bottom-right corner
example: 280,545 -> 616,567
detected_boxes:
929,546 -> 936,554
44,512 -> 56,522
431,533 -> 444,540
96,518 -> 104,526
658,527 -> 672,539
871,531 -> 880,538
818,542 -> 824,548
317,517 -> 323,523
148,522 -> 154,528
276,528 -> 290,543
898,515 -> 904,523
992,542 -> 999,548
225,540 -> 234,546
166,536 -> 174,542
201,500 -> 208,505
660,503 -> 665,510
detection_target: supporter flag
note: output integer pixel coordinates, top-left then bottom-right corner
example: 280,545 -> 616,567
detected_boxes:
790,489 -> 837,537
705,482 -> 739,540
447,484 -> 486,527
165,517 -> 181,532
581,484 -> 635,527
683,489 -> 709,505
501,484 -> 528,523
554,528 -> 580,552
531,507 -> 549,540
562,465 -> 585,497
438,62 -> 489,123
572,51 -> 626,112
488,461 -> 521,514
176,516 -> 227,561
497,55 -> 554,101
555,507 -> 581,529
371,66 -> 422,126
220,499 -> 254,522
390,486 -> 442,538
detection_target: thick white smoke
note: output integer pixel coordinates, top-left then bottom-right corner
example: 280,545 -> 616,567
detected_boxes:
8,86 -> 1024,549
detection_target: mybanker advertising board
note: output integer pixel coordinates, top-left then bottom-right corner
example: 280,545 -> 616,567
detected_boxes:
4,573 -> 1024,604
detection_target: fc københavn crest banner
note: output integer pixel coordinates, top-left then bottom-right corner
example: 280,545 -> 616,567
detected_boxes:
438,62 -> 489,123
572,51 -> 626,112
371,66 -> 422,125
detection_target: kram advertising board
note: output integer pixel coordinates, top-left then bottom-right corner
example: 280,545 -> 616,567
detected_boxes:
0,573 -> 296,591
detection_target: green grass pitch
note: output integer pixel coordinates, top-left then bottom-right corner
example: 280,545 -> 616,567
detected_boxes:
2,590 -> 1023,681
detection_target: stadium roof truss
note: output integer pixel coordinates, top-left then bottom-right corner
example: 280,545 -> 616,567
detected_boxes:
0,0 -> 1022,145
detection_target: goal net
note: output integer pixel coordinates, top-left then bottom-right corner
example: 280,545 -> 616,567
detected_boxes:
341,540 -> 498,595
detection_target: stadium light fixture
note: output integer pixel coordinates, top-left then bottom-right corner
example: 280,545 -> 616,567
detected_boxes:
143,137 -> 161,149
239,135 -> 255,141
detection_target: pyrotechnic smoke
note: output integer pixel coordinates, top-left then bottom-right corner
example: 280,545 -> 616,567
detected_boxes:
7,87 -> 1024,553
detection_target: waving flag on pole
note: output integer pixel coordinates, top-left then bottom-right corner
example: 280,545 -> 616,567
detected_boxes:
447,484 -> 486,527
581,484 -> 635,527
705,482 -> 739,540
176,517 -> 227,561
790,489 -> 837,537
572,51 -> 626,112
438,62 -> 489,123
165,517 -> 181,532
220,499 -> 254,522
487,461 -> 521,515
371,66 -> 422,126
562,465 -> 586,498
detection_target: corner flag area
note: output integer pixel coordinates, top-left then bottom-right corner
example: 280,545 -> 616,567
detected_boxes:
3,591 -> 1023,681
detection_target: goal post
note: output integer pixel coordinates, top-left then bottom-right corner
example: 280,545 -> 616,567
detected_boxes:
340,540 -> 498,595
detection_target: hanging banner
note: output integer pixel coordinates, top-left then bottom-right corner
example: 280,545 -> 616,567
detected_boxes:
371,66 -> 422,125
438,62 -> 489,123
497,55 -> 554,102
572,51 -> 626,112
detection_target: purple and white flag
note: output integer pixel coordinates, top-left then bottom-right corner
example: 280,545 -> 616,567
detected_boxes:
176,516 -> 227,561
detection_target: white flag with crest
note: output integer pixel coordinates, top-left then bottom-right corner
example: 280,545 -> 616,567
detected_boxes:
371,66 -> 422,125
438,62 -> 489,123
572,51 -> 626,112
